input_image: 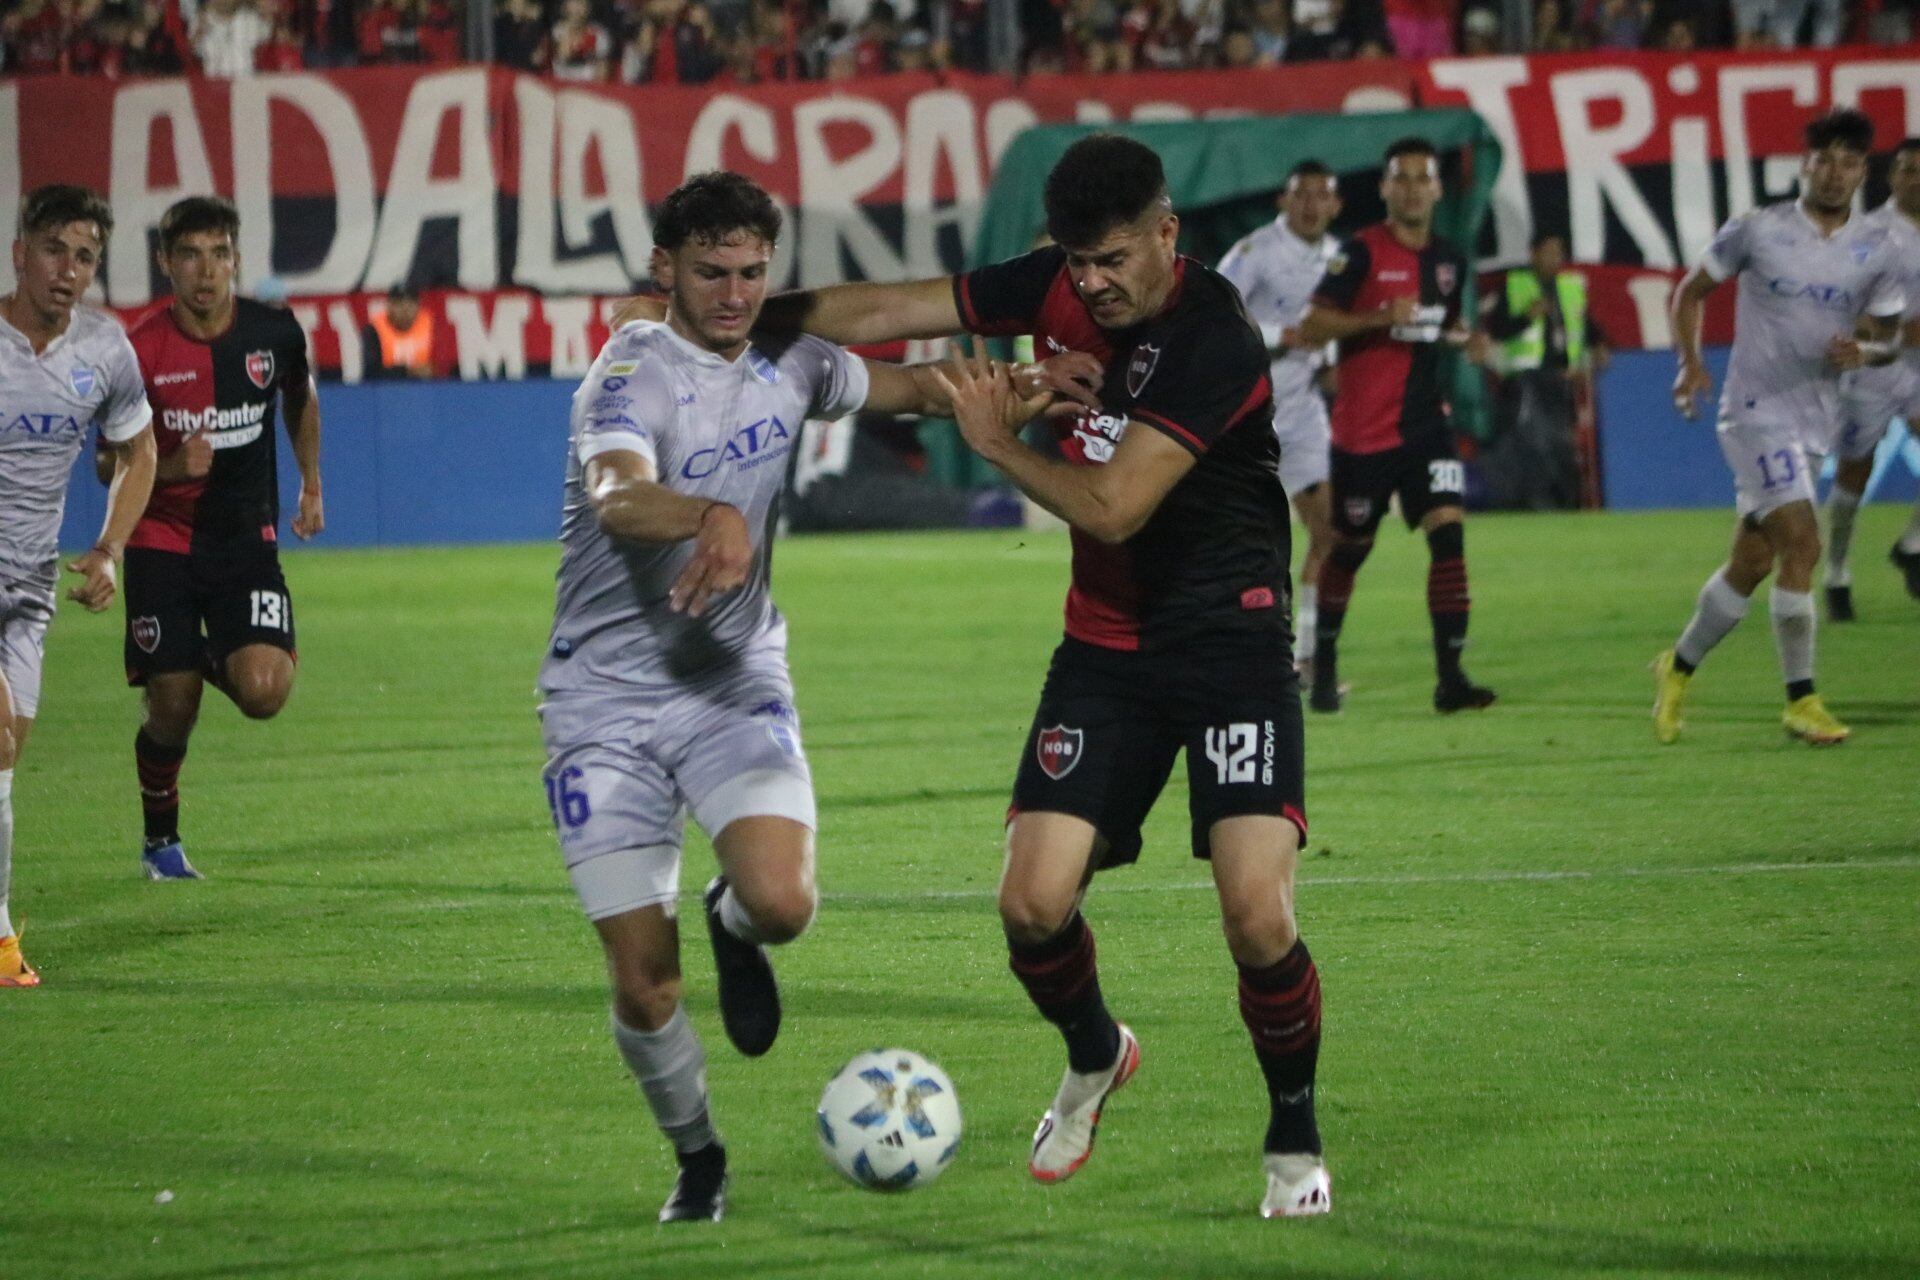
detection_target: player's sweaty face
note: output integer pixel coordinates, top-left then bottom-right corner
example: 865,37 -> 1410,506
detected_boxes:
11,222 -> 102,323
162,230 -> 238,319
1283,175 -> 1340,241
1063,211 -> 1178,330
665,233 -> 771,355
1885,150 -> 1919,216
1801,144 -> 1867,215
1381,155 -> 1441,228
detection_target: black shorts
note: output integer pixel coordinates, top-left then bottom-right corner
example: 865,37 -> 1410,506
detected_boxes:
1010,638 -> 1307,866
124,544 -> 296,685
1330,438 -> 1465,538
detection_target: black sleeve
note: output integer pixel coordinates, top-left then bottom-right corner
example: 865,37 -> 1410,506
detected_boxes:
1311,238 -> 1370,312
278,308 -> 312,388
1129,310 -> 1268,457
953,246 -> 1066,336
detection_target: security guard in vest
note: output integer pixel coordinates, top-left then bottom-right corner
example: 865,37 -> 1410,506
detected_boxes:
1480,231 -> 1607,509
362,282 -> 438,380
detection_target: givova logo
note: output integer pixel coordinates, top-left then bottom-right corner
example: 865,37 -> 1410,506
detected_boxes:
682,415 -> 793,479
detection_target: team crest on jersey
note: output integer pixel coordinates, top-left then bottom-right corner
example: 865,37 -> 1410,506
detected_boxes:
245,350 -> 275,389
1344,497 -> 1374,526
1035,725 -> 1083,780
1126,344 -> 1161,398
69,364 -> 96,397
131,616 -> 161,654
1435,264 -> 1457,296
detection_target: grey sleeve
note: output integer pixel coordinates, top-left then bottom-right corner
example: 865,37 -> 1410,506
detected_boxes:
98,328 -> 153,443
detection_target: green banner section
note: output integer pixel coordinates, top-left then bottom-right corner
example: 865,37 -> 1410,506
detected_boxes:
927,109 -> 1502,489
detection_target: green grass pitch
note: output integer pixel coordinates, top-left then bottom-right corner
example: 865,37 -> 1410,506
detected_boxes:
6,507 -> 1918,1279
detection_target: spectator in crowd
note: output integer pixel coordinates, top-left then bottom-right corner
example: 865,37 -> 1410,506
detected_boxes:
1,0 -> 74,73
495,0 -> 547,68
1478,231 -> 1608,510
194,0 -> 271,75
1770,0 -> 1841,44
255,0 -> 305,65
362,283 -> 441,380
1585,0 -> 1645,46
1459,4 -> 1500,50
1382,0 -> 1452,56
1248,0 -> 1290,60
549,0 -> 613,77
1287,0 -> 1390,58
1868,0 -> 1914,41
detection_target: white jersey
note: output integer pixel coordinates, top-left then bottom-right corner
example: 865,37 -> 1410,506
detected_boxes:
1217,217 -> 1341,417
1841,201 -> 1920,396
1703,199 -> 1908,450
540,321 -> 869,697
0,305 -> 151,592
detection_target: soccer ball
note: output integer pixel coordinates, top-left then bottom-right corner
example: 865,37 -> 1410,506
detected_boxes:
816,1048 -> 962,1191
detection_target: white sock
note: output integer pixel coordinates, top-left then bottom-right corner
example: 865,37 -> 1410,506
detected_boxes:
1675,567 -> 1750,669
1825,486 -> 1861,587
0,769 -> 14,939
1295,583 -> 1318,663
612,1005 -> 717,1154
1902,496 -> 1920,554
1769,587 -> 1817,689
717,883 -> 764,945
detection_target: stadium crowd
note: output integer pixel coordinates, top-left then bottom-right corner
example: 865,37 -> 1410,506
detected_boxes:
1,0 -> 1912,79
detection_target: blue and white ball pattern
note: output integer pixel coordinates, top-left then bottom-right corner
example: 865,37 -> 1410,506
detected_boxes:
816,1049 -> 962,1191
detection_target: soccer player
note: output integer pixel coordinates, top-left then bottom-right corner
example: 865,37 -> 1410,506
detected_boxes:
1824,137 -> 1920,618
1654,110 -> 1907,746
0,185 -> 158,986
1298,137 -> 1496,715
541,172 -> 1068,1224
1218,160 -> 1344,681
118,196 -> 325,878
674,135 -> 1330,1219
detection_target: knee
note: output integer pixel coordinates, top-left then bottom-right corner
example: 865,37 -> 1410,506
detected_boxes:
230,669 -> 291,721
0,726 -> 16,772
998,883 -> 1075,947
144,695 -> 198,740
740,879 -> 817,945
610,965 -> 683,1031
1219,894 -> 1297,968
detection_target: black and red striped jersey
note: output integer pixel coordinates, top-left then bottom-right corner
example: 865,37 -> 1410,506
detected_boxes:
1312,223 -> 1466,455
954,246 -> 1290,655
128,298 -> 309,555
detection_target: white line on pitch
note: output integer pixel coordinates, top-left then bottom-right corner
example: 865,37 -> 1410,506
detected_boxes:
820,855 -> 1920,902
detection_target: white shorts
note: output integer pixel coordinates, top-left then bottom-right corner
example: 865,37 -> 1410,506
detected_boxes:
538,662 -> 815,921
0,580 -> 53,720
1274,394 -> 1332,497
1837,362 -> 1920,462
1718,409 -> 1819,521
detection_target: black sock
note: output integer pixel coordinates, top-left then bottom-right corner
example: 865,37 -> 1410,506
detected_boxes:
1673,654 -> 1698,676
1008,913 -> 1122,1073
1787,678 -> 1815,701
1426,524 -> 1470,683
135,728 -> 187,844
1238,939 -> 1323,1156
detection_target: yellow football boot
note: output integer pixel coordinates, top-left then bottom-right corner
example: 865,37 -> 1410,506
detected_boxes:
0,930 -> 40,988
1651,650 -> 1690,745
1783,694 -> 1849,745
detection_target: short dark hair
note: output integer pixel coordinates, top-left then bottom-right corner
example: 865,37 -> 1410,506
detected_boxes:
654,172 -> 781,252
1806,108 -> 1874,155
388,281 -> 419,301
1287,159 -> 1336,188
19,184 -> 113,241
1044,134 -> 1169,249
1531,227 -> 1567,250
159,195 -> 240,255
1892,136 -> 1920,161
1384,136 -> 1438,166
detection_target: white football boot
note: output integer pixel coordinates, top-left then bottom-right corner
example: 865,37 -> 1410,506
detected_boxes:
1028,1024 -> 1140,1183
1260,1152 -> 1332,1218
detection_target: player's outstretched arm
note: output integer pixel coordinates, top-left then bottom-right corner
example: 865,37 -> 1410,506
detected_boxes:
584,449 -> 751,618
284,374 -> 325,540
1298,296 -> 1417,346
861,350 -> 1103,418
935,349 -> 1193,545
608,279 -> 965,348
67,427 -> 157,613
1668,266 -> 1719,419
